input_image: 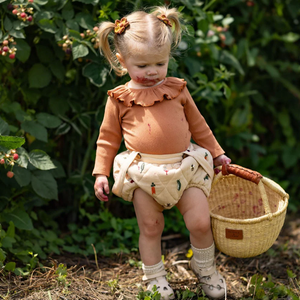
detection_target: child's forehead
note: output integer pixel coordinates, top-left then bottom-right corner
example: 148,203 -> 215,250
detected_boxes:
126,40 -> 170,59
129,51 -> 169,62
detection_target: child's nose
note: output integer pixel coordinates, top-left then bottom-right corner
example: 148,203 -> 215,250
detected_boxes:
147,68 -> 158,76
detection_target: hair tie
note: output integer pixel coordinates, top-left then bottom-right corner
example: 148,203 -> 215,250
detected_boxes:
114,17 -> 129,34
157,14 -> 172,27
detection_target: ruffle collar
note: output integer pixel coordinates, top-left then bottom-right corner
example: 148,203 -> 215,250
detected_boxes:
107,77 -> 187,107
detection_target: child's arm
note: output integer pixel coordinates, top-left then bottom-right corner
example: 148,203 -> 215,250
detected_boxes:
213,154 -> 231,167
94,174 -> 110,201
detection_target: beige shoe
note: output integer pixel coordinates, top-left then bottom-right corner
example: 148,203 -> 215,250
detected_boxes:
190,257 -> 226,299
143,270 -> 175,300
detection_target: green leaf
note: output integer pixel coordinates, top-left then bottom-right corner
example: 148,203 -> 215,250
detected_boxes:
8,29 -> 25,39
0,136 -> 25,149
2,237 -> 16,248
230,106 -> 250,128
50,159 -> 66,178
0,118 -> 10,135
0,248 -> 6,262
219,50 -> 244,75
74,12 -> 94,29
37,19 -> 58,33
31,170 -> 58,200
34,0 -> 48,4
28,64 -> 52,88
4,262 -> 16,272
4,17 -> 13,31
6,222 -> 15,238
2,208 -> 33,230
15,39 -> 31,63
66,19 -> 79,31
82,63 -> 108,87
72,41 -> 89,59
0,249 -> 6,262
29,149 -> 56,170
49,97 -> 69,116
21,120 -> 48,142
49,60 -> 65,82
68,29 -> 82,40
62,1 -> 74,20
281,32 -> 300,43
222,17 -> 234,26
35,11 -> 54,20
13,167 -> 32,187
223,83 -> 231,99
36,113 -> 62,128
17,147 -> 29,168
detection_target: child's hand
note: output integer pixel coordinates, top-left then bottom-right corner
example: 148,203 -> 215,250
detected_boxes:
94,175 -> 110,201
213,154 -> 231,167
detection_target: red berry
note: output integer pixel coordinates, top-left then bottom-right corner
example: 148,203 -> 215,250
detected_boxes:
0,158 -> 5,164
27,16 -> 33,22
2,40 -> 9,46
13,153 -> 19,160
246,1 -> 255,6
7,171 -> 14,178
9,53 -> 15,59
20,12 -> 27,18
28,0 -> 34,2
12,9 -> 18,14
2,46 -> 9,52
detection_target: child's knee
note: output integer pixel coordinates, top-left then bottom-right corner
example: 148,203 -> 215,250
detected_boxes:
140,218 -> 164,238
185,215 -> 211,235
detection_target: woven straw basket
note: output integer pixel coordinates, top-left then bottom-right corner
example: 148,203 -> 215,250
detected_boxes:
208,164 -> 289,258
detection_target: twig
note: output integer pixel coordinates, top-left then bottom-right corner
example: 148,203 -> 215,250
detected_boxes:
48,291 -> 52,300
172,260 -> 189,265
91,244 -> 99,270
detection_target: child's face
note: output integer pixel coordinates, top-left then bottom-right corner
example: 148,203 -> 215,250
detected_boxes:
118,47 -> 169,89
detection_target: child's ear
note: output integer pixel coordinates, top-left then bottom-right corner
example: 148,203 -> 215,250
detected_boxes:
116,53 -> 126,67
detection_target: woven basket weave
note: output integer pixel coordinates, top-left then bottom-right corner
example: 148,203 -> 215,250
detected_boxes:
208,164 -> 289,258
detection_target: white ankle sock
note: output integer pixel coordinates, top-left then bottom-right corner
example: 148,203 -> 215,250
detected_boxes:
142,260 -> 165,276
191,243 -> 215,269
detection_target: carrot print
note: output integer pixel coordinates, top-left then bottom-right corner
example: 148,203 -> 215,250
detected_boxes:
151,182 -> 156,194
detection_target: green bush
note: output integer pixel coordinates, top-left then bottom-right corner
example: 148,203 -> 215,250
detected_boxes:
0,0 -> 299,271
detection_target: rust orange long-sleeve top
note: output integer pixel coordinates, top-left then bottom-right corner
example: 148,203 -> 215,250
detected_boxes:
93,77 -> 224,177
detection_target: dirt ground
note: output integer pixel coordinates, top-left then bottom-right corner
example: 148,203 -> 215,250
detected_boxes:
1,214 -> 299,300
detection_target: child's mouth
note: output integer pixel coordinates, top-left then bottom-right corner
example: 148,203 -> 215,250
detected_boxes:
135,77 -> 160,84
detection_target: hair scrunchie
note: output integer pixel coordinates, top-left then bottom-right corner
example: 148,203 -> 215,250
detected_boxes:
157,14 -> 172,27
114,17 -> 129,34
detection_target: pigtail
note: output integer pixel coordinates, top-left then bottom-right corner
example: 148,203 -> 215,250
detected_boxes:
151,6 -> 182,48
97,21 -> 125,76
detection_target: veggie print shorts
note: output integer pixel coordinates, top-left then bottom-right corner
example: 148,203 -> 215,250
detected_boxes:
112,143 -> 214,209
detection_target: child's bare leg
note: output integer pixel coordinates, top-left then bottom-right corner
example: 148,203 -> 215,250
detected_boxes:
176,187 -> 226,298
176,187 -> 213,248
133,188 -> 174,299
132,188 -> 164,266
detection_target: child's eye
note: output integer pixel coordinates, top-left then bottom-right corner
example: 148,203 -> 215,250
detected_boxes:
157,63 -> 165,66
137,65 -> 146,68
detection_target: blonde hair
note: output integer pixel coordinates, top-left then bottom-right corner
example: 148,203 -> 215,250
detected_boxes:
97,6 -> 182,76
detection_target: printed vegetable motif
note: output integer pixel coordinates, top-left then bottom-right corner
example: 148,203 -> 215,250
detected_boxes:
151,182 -> 156,194
177,179 -> 181,191
204,174 -> 209,180
205,152 -> 208,160
140,162 -> 145,173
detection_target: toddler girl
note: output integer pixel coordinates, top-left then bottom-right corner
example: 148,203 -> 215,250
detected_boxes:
93,6 -> 231,299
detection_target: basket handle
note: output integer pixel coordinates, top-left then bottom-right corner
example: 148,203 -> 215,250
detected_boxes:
218,164 -> 272,215
222,164 -> 263,184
